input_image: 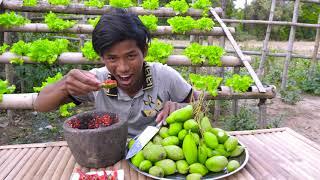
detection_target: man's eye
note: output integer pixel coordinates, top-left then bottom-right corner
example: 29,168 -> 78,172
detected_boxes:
128,54 -> 136,60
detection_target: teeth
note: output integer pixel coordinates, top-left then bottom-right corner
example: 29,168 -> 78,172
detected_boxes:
120,75 -> 130,78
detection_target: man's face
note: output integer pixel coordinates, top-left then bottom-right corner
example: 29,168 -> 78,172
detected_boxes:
102,40 -> 145,94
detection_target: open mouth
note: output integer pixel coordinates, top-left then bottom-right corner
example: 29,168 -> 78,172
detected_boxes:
117,75 -> 133,86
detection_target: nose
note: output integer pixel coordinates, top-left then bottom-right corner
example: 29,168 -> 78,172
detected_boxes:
117,58 -> 130,73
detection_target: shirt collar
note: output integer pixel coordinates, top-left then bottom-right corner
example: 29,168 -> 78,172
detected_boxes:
104,62 -> 153,97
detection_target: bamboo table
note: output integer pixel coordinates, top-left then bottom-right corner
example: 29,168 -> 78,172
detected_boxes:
0,127 -> 320,180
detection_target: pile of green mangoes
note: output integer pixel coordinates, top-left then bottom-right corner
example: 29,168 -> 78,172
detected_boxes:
128,105 -> 244,179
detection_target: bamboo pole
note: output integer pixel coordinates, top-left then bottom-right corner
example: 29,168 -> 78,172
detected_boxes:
232,67 -> 240,116
0,52 -> 251,67
258,98 -> 267,128
281,0 -> 300,90
221,19 -> 320,28
0,24 -> 235,36
309,14 -> 320,78
210,8 -> 266,93
257,0 -> 276,78
0,86 -> 276,109
1,1 -> 222,16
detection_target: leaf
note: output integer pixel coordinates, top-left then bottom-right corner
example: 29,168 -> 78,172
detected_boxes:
45,12 -> 76,31
23,0 -> 37,6
84,0 -> 105,8
145,39 -> 173,64
195,17 -> 214,31
33,73 -> 63,92
225,74 -> 253,93
189,73 -> 222,97
142,0 -> 159,10
88,16 -> 101,27
59,102 -> 76,117
167,16 -> 196,34
0,79 -> 15,102
0,12 -> 30,28
165,0 -> 189,14
81,41 -> 100,61
0,43 -> 10,55
48,0 -> 70,5
139,15 -> 158,31
109,0 -> 132,8
183,43 -> 205,65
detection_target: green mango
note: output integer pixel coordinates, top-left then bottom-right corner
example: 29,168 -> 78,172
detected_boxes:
168,123 -> 183,136
189,163 -> 209,176
198,144 -> 208,164
186,173 -> 202,180
149,166 -> 164,177
176,160 -> 189,174
159,127 -> 169,138
161,136 -> 179,146
205,156 -> 228,172
152,135 -> 163,145
204,132 -> 218,149
227,160 -> 240,172
166,105 -> 193,124
142,144 -> 166,162
128,139 -> 135,149
230,145 -> 245,157
184,119 -> 199,133
216,144 -> 230,157
155,159 -> 177,175
200,116 -> 212,132
224,136 -> 238,152
210,128 -> 229,144
178,129 -> 187,140
139,160 -> 152,172
164,145 -> 184,161
131,151 -> 144,168
182,133 -> 198,165
192,133 -> 200,145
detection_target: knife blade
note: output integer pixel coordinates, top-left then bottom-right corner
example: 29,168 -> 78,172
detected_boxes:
125,121 -> 163,159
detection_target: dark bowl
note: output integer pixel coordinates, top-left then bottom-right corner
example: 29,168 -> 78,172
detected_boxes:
63,111 -> 128,168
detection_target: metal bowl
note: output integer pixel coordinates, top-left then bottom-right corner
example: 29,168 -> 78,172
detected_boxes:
127,138 -> 249,179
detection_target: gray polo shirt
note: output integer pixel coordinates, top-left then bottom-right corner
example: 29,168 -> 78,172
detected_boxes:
73,62 -> 192,137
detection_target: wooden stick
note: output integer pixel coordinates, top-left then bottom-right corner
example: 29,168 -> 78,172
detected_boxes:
285,127 -> 320,151
42,146 -> 67,179
5,148 -> 36,180
14,148 -> 44,179
0,52 -> 250,67
257,0 -> 276,78
0,24 -> 235,36
210,8 -> 266,93
232,67 -> 240,116
228,127 -> 287,135
60,153 -> 76,180
0,86 -> 276,109
281,0 -> 300,90
309,14 -> 320,78
0,148 -> 28,180
2,1 -> 222,16
33,146 -> 60,179
221,19 -> 320,28
51,148 -> 71,180
0,141 -> 67,149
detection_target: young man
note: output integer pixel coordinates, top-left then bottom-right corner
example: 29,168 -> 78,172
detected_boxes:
34,8 -> 195,136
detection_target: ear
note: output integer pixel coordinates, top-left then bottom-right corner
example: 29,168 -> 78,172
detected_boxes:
143,46 -> 148,57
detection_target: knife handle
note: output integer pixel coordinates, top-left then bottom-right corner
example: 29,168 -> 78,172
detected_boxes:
156,120 -> 163,129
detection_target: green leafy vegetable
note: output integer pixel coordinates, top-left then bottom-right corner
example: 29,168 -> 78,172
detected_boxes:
165,0 -> 189,14
88,16 -> 100,27
59,102 -> 76,117
109,0 -> 132,8
45,12 -> 76,31
191,0 -> 212,16
225,74 -> 254,93
196,17 -> 214,31
183,43 -> 204,65
33,72 -> 63,92
0,43 -> 10,55
23,0 -> 37,6
139,15 -> 158,31
189,73 -> 222,96
10,40 -> 31,64
167,16 -> 195,34
48,0 -> 70,5
141,0 -> 159,10
0,79 -> 16,102
0,12 -> 30,28
81,41 -> 99,61
202,45 -> 224,66
84,0 -> 105,8
145,39 -> 173,64
28,39 -> 69,64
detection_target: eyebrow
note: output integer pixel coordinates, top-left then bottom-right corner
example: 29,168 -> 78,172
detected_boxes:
106,50 -> 137,57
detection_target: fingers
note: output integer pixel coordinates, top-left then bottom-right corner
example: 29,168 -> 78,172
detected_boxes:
65,69 -> 101,95
156,101 -> 179,124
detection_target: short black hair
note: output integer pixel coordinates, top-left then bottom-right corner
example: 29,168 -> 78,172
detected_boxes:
92,8 -> 151,56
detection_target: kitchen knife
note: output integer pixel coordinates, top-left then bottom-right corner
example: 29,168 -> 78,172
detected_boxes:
125,121 -> 163,159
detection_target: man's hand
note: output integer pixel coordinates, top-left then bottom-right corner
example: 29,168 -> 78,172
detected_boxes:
155,101 -> 185,123
64,69 -> 101,96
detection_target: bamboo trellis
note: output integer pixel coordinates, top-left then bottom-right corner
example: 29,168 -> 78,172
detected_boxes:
0,1 -> 277,128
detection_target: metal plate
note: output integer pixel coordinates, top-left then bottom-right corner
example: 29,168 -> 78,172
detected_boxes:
126,137 -> 249,179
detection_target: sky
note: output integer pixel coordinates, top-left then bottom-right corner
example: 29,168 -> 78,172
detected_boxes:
234,0 -> 253,9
